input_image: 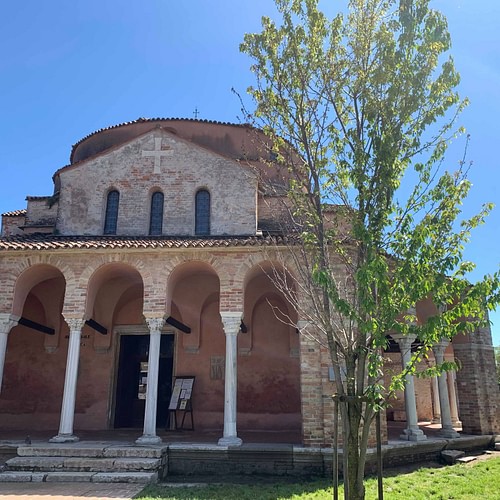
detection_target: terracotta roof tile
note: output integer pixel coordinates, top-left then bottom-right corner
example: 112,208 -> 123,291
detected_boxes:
0,234 -> 288,252
2,209 -> 27,217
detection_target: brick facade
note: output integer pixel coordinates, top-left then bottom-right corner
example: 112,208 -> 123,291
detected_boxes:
0,118 -> 498,447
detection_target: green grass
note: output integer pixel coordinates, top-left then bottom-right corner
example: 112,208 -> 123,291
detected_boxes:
135,456 -> 500,499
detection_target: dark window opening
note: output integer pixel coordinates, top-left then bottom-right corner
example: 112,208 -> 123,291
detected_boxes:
104,190 -> 119,235
149,191 -> 164,236
195,189 -> 210,236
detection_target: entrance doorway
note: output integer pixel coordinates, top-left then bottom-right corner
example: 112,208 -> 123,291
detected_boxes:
114,334 -> 174,428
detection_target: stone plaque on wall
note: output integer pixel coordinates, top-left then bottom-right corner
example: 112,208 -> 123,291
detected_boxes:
210,356 -> 225,380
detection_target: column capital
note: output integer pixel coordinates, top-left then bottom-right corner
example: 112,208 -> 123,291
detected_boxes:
220,312 -> 242,336
145,317 -> 165,333
0,313 -> 19,333
433,340 -> 449,360
391,333 -> 416,352
64,318 -> 85,332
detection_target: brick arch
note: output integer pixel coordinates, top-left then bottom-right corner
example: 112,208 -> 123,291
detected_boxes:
83,260 -> 145,320
235,251 -> 297,286
10,263 -> 67,318
166,259 -> 220,310
78,254 -> 155,293
0,255 -> 72,315
7,254 -> 76,285
241,258 -> 297,302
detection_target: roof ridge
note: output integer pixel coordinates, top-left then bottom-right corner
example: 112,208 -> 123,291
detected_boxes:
0,233 -> 291,251
2,209 -> 27,217
69,117 -> 255,164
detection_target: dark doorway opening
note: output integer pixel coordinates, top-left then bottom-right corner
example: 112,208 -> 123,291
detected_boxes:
114,334 -> 174,428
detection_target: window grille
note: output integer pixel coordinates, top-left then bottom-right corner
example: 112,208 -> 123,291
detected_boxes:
104,190 -> 119,235
149,191 -> 164,236
195,189 -> 210,235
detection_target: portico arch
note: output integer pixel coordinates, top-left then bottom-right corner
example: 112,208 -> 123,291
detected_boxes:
0,264 -> 66,430
239,261 -> 301,435
167,260 -> 224,431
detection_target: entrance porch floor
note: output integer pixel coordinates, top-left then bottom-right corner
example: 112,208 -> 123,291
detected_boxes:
0,420 -> 464,447
0,422 -> 496,485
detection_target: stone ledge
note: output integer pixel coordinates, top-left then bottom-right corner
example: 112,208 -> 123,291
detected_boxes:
91,471 -> 158,483
6,456 -> 65,471
45,471 -> 95,482
0,471 -> 46,482
18,445 -> 105,458
103,445 -> 165,458
441,450 -> 465,465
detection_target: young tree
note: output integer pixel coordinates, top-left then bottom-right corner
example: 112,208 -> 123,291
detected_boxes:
241,0 -> 499,498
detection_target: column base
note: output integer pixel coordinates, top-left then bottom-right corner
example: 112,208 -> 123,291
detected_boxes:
218,436 -> 243,447
135,434 -> 162,445
431,417 -> 441,424
400,428 -> 427,441
49,433 -> 79,443
438,427 -> 460,439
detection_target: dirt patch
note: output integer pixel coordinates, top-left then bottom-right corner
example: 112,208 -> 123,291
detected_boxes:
460,449 -> 500,466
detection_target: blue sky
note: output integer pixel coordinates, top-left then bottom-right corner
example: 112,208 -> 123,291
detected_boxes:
0,0 -> 498,345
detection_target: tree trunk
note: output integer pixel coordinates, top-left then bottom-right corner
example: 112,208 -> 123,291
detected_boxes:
344,401 -> 366,500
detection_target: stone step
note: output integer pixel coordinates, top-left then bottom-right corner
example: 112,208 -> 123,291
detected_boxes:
17,444 -> 165,459
6,455 -> 161,473
0,470 -> 157,483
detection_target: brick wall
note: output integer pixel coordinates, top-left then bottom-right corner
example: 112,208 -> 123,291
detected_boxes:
57,130 -> 257,236
1,215 -> 25,236
453,325 -> 500,434
25,197 -> 57,228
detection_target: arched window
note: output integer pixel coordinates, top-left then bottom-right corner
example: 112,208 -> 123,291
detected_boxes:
195,189 -> 210,236
149,191 -> 164,236
104,190 -> 119,235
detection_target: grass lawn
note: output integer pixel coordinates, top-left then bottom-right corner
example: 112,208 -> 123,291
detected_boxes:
135,456 -> 500,499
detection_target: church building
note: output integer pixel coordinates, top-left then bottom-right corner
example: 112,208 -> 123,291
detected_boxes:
0,118 -> 498,447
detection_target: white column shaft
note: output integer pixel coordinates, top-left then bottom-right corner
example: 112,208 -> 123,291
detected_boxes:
433,342 -> 460,438
223,332 -> 238,436
401,347 -> 419,430
218,312 -> 242,447
392,334 -> 426,441
50,319 -> 84,443
0,315 -> 19,393
447,371 -> 460,426
431,376 -> 441,423
143,331 -> 161,435
0,332 -> 9,393
136,317 -> 164,445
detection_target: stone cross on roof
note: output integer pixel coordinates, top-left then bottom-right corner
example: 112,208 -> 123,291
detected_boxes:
142,138 -> 172,174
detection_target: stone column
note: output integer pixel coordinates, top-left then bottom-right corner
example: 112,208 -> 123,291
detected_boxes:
447,370 -> 461,427
392,334 -> 426,441
433,341 -> 460,438
136,317 -> 165,445
218,312 -> 242,447
431,375 -> 441,424
0,314 -> 19,393
50,318 -> 85,443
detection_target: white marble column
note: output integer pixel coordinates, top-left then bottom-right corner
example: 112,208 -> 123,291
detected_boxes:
431,375 -> 441,424
433,341 -> 460,438
447,370 -> 461,427
50,318 -> 85,443
218,312 -> 242,447
136,317 -> 165,445
0,314 -> 19,393
392,334 -> 426,441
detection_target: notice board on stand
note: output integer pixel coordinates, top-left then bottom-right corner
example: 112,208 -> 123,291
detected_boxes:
167,376 -> 195,430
